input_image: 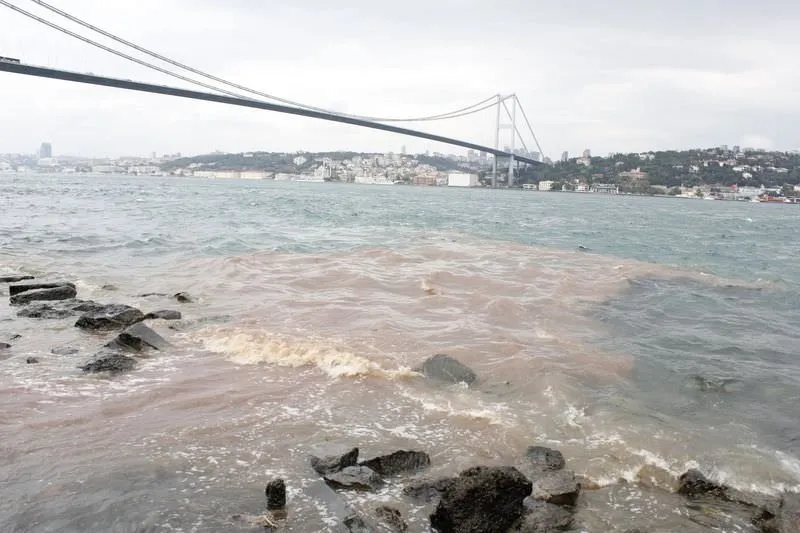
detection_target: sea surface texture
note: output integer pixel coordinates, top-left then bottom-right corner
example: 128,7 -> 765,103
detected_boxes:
2,174 -> 799,532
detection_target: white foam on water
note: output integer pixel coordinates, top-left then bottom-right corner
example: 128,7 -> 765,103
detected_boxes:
198,327 -> 416,380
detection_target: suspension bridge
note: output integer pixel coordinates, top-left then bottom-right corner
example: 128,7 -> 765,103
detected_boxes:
0,0 -> 545,186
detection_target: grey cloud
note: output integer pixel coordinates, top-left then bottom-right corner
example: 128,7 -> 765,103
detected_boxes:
0,0 -> 798,157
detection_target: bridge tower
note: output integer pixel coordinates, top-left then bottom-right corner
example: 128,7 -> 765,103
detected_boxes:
491,94 -> 520,188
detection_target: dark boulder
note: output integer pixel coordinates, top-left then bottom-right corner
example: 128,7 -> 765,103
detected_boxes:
174,292 -> 193,303
9,282 -> 76,296
143,310 -> 182,320
360,450 -> 431,476
530,470 -> 580,507
310,447 -> 359,476
106,323 -> 168,352
26,357 -> 39,364
524,446 -> 566,473
418,354 -> 477,385
520,499 -> 574,532
324,466 -> 382,491
403,477 -> 456,503
0,275 -> 34,283
80,350 -> 137,374
429,466 -> 532,533
75,304 -> 145,331
677,469 -> 726,498
375,505 -> 408,532
265,479 -> 286,510
0,342 -> 10,350
10,285 -> 77,305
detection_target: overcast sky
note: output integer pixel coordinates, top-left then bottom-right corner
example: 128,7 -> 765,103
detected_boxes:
1,0 -> 798,158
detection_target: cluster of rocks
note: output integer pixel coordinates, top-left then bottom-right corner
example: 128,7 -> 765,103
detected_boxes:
3,275 -> 189,373
255,444 -> 799,533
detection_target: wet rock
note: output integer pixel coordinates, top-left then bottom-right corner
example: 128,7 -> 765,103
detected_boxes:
1,275 -> 34,283
324,466 -> 382,491
9,282 -> 75,296
0,342 -> 10,350
677,469 -> 726,498
107,323 -> 168,352
265,479 -> 286,510
375,505 -> 407,532
10,285 -> 77,305
310,447 -> 359,476
143,309 -> 182,320
7,334 -> 22,341
17,299 -> 102,319
429,466 -> 532,533
51,346 -> 79,355
174,292 -> 193,303
530,470 -> 580,507
75,304 -> 145,331
520,499 -> 574,532
101,284 -> 118,291
80,350 -> 137,374
138,292 -> 169,298
403,477 -> 456,503
524,446 -> 565,473
359,450 -> 431,476
418,354 -> 477,385
26,357 -> 39,364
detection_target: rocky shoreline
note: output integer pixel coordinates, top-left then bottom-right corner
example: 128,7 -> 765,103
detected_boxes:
2,274 -> 798,532
1,275 -> 186,373
246,443 -> 798,533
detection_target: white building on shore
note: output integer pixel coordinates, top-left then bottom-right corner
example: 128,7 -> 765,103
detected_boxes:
447,172 -> 479,187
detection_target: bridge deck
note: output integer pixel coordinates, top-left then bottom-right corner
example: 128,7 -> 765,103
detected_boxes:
0,61 -> 540,165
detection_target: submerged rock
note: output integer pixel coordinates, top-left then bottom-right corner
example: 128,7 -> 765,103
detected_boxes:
429,466 -> 531,533
143,309 -> 182,320
520,499 -> 574,532
359,450 -> 431,476
341,513 -> 372,533
418,354 -> 477,385
51,346 -> 79,355
18,299 -> 103,319
9,282 -> 76,296
174,292 -> 193,303
80,350 -> 137,374
524,446 -> 566,473
375,505 -> 408,532
324,466 -> 382,491
75,304 -> 145,331
0,342 -> 11,350
106,323 -> 168,352
0,275 -> 34,283
10,285 -> 77,305
310,447 -> 359,476
265,479 -> 286,510
776,492 -> 800,533
403,477 -> 456,503
26,357 -> 39,364
530,470 -> 580,507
